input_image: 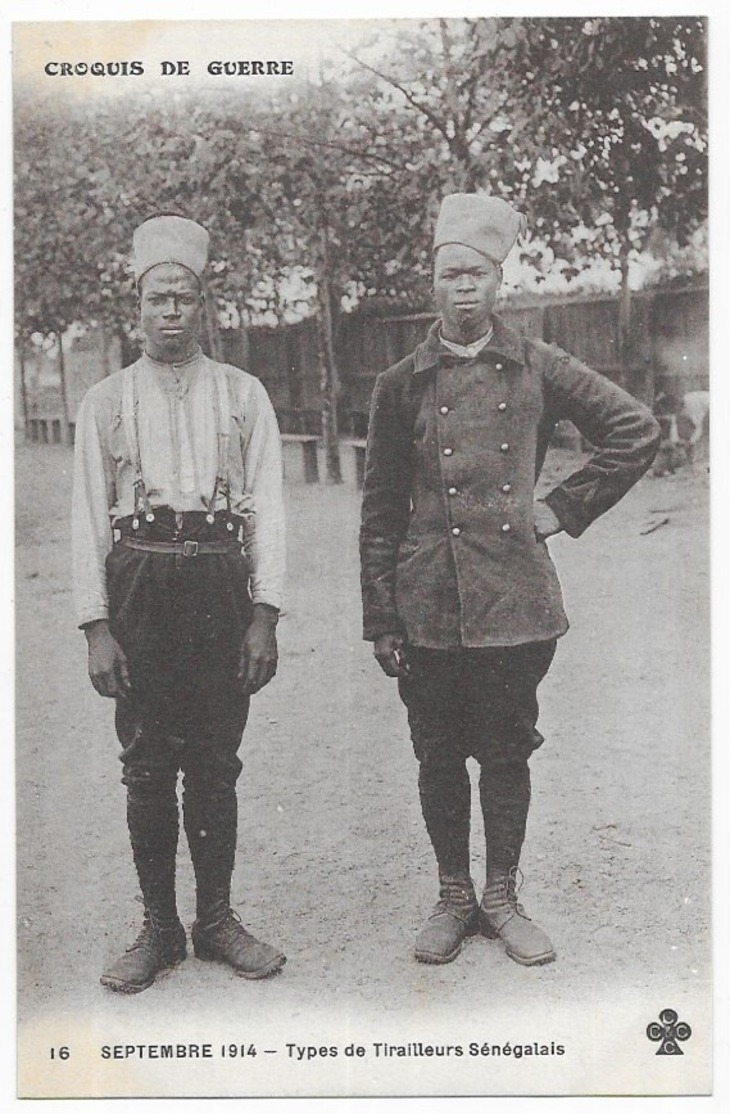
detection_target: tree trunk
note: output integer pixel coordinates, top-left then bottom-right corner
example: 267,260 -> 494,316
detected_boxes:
616,238 -> 654,404
203,287 -> 224,361
285,325 -> 305,434
236,300 -> 251,367
18,335 -> 29,438
55,328 -> 71,446
317,229 -> 343,485
100,326 -> 113,379
617,240 -> 631,368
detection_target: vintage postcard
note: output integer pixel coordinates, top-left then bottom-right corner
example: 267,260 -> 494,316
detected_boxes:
12,10 -> 715,1103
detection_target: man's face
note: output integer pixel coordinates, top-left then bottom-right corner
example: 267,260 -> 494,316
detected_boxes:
433,244 -> 501,344
139,263 -> 203,362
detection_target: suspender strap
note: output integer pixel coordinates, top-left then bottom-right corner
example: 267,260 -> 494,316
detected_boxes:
121,363 -> 141,481
207,361 -> 232,517
121,363 -> 154,522
122,356 -> 233,521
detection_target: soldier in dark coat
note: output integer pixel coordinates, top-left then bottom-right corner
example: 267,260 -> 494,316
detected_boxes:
359,194 -> 661,967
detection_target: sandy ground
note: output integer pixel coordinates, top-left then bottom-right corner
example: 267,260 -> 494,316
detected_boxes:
15,440 -> 711,1083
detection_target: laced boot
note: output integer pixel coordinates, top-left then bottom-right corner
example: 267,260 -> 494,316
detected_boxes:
100,910 -> 187,993
480,868 -> 556,966
192,901 -> 286,980
414,875 -> 479,964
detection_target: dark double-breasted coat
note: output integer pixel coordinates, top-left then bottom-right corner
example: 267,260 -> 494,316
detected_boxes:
359,316 -> 661,649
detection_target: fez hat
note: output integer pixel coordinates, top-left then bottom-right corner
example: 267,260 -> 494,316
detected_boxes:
132,215 -> 209,282
434,194 -> 526,265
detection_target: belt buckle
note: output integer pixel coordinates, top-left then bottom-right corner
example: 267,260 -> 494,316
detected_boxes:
182,540 -> 199,558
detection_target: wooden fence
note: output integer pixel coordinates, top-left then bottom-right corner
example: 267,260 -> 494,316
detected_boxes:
16,283 -> 708,442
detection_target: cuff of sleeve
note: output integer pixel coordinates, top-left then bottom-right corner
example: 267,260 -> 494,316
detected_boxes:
362,612 -> 404,642
543,487 -> 588,539
77,608 -> 109,630
250,590 -> 283,610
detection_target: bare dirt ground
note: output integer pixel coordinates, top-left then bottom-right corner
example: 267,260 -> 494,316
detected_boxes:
16,441 -> 710,1046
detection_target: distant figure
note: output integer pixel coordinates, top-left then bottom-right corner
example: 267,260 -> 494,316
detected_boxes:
675,390 -> 710,463
654,389 -> 709,471
360,193 -> 661,970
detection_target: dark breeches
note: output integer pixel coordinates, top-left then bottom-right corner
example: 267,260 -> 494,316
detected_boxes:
106,532 -> 253,919
398,641 -> 556,878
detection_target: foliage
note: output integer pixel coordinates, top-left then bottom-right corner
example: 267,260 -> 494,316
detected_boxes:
14,16 -> 708,341
505,16 -> 708,284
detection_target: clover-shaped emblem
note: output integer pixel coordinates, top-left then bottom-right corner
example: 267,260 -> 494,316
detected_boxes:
646,1008 -> 692,1055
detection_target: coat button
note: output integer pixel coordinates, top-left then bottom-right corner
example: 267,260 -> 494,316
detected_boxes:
500,442 -> 509,452
501,523 -> 511,533
495,362 -> 504,371
440,405 -> 450,415
498,402 -> 507,411
501,483 -> 511,493
443,447 -> 453,456
448,486 -> 458,496
452,526 -> 461,536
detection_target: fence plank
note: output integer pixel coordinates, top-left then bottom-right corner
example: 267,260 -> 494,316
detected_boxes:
17,286 -> 709,432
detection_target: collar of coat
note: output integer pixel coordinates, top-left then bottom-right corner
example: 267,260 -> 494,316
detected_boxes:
412,315 -> 526,375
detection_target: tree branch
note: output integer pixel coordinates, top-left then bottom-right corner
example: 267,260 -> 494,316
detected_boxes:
343,49 -> 453,142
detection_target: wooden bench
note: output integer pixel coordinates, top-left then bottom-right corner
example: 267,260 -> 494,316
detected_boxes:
280,435 -> 369,486
280,433 -> 320,484
341,438 -> 367,488
26,418 -> 68,444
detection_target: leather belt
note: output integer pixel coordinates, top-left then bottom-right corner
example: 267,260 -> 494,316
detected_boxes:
119,537 -> 241,558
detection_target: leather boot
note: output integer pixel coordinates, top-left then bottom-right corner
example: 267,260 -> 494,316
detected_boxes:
184,776 -> 285,978
100,911 -> 187,993
192,899 -> 286,979
480,869 -> 556,966
414,875 -> 479,964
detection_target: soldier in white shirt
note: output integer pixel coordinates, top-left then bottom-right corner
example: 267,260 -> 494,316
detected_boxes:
73,215 -> 286,992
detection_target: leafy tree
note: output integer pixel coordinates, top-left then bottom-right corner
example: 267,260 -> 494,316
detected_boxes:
14,17 -> 708,438
503,17 -> 707,342
341,18 -> 530,305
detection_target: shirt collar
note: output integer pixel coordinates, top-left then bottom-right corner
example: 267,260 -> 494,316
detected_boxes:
413,315 -> 525,375
438,325 -> 494,360
141,344 -> 204,371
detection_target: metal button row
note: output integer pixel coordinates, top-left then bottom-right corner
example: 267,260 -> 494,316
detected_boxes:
448,483 -> 511,496
451,523 -> 512,536
439,402 -> 507,416
444,441 -> 509,457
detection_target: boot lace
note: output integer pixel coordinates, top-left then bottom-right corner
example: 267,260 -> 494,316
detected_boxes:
486,867 -> 530,920
207,907 -> 253,944
127,898 -> 181,954
126,917 -> 161,956
504,867 -> 529,918
434,877 -> 477,920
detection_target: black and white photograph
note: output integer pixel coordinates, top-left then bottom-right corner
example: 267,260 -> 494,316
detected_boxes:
10,7 -> 716,1102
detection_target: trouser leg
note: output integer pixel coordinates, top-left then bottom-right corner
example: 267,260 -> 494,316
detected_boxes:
185,697 -> 286,978
399,650 -> 472,879
479,751 -> 531,875
468,641 -> 556,876
417,758 -> 472,878
181,700 -> 248,922
117,700 -> 182,929
400,650 -> 479,963
469,642 -> 558,966
184,781 -> 238,917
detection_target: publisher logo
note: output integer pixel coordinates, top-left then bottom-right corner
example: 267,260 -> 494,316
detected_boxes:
646,1009 -> 692,1055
